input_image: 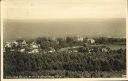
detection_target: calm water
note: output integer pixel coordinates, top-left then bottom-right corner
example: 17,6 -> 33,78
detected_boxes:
4,18 -> 126,41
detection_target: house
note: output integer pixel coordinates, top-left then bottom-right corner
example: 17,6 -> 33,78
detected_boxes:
21,40 -> 27,47
48,47 -> 55,53
73,36 -> 84,42
77,37 -> 84,41
10,49 -> 15,52
28,42 -> 40,54
19,48 -> 25,53
30,42 -> 39,48
28,49 -> 39,54
4,42 -> 12,48
101,47 -> 110,52
87,39 -> 95,44
4,42 -> 13,52
13,41 -> 19,47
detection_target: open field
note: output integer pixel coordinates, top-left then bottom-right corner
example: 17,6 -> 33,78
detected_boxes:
105,44 -> 126,50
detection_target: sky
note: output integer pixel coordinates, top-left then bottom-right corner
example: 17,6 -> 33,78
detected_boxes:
4,0 -> 127,19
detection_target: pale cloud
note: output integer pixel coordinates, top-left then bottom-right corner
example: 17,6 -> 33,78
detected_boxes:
4,0 -> 126,19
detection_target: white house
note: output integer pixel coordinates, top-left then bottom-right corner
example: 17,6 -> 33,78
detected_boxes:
19,48 -> 25,53
22,40 -> 27,46
28,42 -> 40,54
13,41 -> 19,47
29,49 -> 39,53
48,47 -> 55,53
30,42 -> 39,48
87,39 -> 95,44
77,37 -> 84,41
4,42 -> 12,48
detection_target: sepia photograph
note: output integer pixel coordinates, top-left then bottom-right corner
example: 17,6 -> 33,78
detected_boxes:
2,0 -> 127,79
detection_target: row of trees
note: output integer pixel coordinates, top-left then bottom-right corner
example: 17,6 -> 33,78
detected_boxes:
94,37 -> 126,44
35,37 -> 126,48
14,37 -> 125,50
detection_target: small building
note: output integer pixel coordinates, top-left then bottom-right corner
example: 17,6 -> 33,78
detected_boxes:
73,36 -> 84,42
28,42 -> 40,54
22,40 -> 27,46
30,42 -> 40,48
77,37 -> 84,41
13,41 -> 19,47
30,49 -> 39,53
19,48 -> 25,53
87,39 -> 95,44
10,49 -> 15,52
101,47 -> 110,52
48,47 -> 55,53
4,42 -> 12,48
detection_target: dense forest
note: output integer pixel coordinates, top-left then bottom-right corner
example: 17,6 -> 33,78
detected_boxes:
4,37 -> 126,78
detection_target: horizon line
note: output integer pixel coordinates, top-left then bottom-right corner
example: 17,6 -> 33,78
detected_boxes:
4,18 -> 126,21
